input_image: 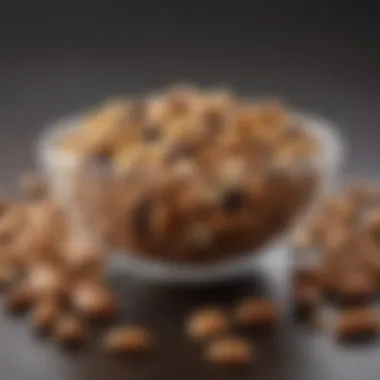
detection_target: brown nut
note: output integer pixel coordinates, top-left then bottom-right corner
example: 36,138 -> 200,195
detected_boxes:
71,281 -> 116,320
336,271 -> 376,303
6,284 -> 35,313
233,298 -> 278,328
185,308 -> 229,341
335,307 -> 379,340
19,172 -> 46,200
54,314 -> 85,345
205,337 -> 255,366
32,298 -> 61,333
103,326 -> 152,355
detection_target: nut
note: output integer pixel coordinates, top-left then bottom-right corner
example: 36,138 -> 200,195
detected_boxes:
54,314 -> 85,345
335,307 -> 379,340
103,326 -> 152,355
185,308 -> 229,341
71,281 -> 116,320
336,271 -> 376,302
205,337 -> 254,366
233,298 -> 278,328
27,264 -> 67,299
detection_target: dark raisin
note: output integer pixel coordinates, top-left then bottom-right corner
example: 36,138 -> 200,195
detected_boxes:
141,125 -> 161,142
133,198 -> 154,237
221,189 -> 246,212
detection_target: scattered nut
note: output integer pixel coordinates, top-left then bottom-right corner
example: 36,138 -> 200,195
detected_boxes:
185,308 -> 229,341
27,264 -> 67,300
234,298 -> 278,328
335,307 -> 379,340
71,281 -> 116,320
103,326 -> 152,355
205,337 -> 254,366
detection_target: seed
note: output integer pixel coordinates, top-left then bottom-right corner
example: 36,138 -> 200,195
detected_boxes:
32,298 -> 61,333
54,314 -> 85,345
233,298 -> 278,328
19,172 -> 46,200
71,281 -> 116,320
185,308 -> 229,341
205,337 -> 254,366
103,326 -> 152,355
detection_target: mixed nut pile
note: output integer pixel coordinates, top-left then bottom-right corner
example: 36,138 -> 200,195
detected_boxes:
292,181 -> 380,340
0,172 -> 278,366
58,85 -> 320,264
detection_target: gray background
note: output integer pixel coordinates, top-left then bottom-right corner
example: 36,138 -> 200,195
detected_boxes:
0,1 -> 379,379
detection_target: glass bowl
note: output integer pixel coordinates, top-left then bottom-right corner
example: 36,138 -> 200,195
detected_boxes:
37,112 -> 345,285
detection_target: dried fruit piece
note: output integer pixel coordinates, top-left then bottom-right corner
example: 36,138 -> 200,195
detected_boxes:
205,337 -> 254,366
103,326 -> 152,355
186,308 -> 229,341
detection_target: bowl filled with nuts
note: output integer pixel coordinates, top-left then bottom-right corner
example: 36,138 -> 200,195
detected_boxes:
38,85 -> 344,284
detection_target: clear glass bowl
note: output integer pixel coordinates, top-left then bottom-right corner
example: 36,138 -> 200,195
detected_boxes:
37,112 -> 344,285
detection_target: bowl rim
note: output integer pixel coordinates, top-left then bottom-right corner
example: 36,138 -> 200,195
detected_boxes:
37,111 -> 345,284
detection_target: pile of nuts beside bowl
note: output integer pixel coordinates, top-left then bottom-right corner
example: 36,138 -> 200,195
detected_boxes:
0,172 -> 279,366
292,181 -> 380,340
55,85 -> 321,264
